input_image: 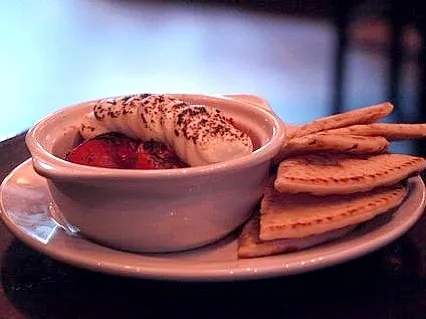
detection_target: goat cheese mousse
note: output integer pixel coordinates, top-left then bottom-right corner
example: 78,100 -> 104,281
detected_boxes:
67,94 -> 254,169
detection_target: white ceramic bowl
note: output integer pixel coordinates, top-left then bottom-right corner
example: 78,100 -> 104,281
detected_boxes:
25,94 -> 286,252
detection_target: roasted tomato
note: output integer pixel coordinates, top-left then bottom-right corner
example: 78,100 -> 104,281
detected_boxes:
66,133 -> 188,169
66,133 -> 138,169
136,141 -> 188,169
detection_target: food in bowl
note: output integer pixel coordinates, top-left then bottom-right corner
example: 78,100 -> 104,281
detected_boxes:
26,94 -> 286,253
70,94 -> 254,168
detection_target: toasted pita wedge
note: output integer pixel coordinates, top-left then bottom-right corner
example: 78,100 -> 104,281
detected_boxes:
274,153 -> 426,195
260,183 -> 407,241
237,214 -> 356,258
288,102 -> 393,139
324,123 -> 426,140
276,133 -> 388,160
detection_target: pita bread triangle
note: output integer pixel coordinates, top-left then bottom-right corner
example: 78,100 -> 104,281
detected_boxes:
260,182 -> 407,241
275,153 -> 426,195
238,213 -> 356,258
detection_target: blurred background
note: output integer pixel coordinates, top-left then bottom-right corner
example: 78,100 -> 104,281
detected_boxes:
1,0 -> 425,153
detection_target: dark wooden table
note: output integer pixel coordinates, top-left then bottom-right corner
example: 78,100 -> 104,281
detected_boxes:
2,0 -> 426,317
1,134 -> 426,319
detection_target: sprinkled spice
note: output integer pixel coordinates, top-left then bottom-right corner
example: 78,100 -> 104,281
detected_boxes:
81,93 -> 254,166
94,94 -> 152,120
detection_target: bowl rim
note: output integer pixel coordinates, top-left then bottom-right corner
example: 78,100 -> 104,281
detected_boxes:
26,94 -> 286,181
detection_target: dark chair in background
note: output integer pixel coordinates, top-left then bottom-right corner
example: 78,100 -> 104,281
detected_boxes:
187,0 -> 424,116
217,0 -> 426,153
332,0 -> 426,153
332,0 -> 425,116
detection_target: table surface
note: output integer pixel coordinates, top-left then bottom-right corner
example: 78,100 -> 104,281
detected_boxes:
1,134 -> 426,318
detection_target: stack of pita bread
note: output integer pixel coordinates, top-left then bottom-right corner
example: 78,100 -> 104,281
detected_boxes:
238,102 -> 426,258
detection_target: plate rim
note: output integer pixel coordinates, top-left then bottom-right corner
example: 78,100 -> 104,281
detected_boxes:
1,159 -> 425,282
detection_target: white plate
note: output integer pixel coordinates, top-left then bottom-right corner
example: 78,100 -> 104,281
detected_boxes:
1,159 -> 425,281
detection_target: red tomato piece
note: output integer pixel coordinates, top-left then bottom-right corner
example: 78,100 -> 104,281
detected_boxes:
136,141 -> 188,169
134,151 -> 159,169
66,133 -> 138,169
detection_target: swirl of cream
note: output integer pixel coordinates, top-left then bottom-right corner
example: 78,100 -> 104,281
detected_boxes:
80,94 -> 254,166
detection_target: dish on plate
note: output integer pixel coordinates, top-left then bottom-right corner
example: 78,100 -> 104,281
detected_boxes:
25,94 -> 286,253
6,93 -> 426,272
0,159 -> 424,281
